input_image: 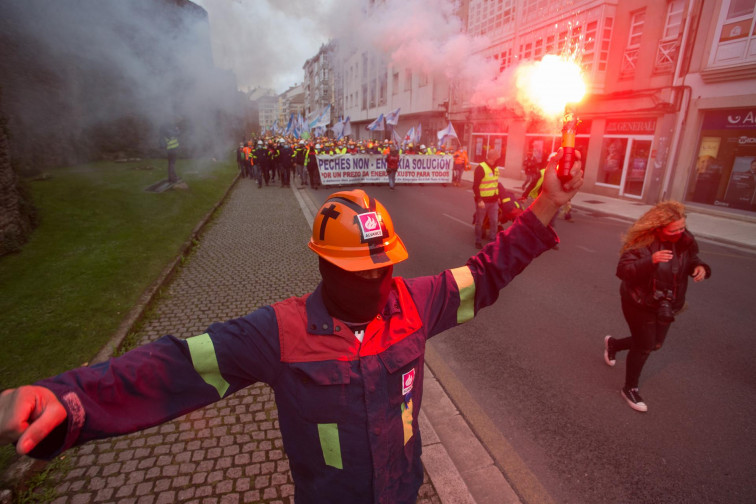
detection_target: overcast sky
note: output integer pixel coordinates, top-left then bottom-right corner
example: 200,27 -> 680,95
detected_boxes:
191,0 -> 563,116
193,0 -> 338,93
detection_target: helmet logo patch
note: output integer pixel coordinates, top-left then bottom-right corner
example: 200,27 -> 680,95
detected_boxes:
357,212 -> 383,240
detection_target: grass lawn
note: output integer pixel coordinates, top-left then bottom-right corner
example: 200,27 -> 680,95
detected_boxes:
0,158 -> 237,474
0,158 -> 237,384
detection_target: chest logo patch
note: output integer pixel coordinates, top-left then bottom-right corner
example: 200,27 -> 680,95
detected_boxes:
357,212 -> 383,240
402,368 -> 416,396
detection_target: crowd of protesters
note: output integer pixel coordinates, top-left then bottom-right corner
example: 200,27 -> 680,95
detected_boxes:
236,136 -> 469,190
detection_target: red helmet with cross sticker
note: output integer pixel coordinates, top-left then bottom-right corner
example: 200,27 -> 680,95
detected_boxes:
308,189 -> 408,271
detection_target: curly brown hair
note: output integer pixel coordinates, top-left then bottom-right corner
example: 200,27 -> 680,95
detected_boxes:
620,201 -> 686,253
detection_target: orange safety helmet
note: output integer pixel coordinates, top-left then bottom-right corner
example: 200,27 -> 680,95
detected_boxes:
308,189 -> 408,271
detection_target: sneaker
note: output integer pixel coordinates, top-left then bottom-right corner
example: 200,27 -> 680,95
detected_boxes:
621,387 -> 648,412
604,335 -> 616,367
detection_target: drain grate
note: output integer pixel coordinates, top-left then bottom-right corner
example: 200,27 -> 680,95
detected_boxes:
583,199 -> 605,204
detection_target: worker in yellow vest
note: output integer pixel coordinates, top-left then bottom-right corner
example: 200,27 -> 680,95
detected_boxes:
473,149 -> 503,249
161,124 -> 180,184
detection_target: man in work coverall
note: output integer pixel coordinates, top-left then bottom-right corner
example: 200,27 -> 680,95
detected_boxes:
0,150 -> 583,504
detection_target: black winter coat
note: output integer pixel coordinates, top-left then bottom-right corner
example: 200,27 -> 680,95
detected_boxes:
616,230 -> 711,313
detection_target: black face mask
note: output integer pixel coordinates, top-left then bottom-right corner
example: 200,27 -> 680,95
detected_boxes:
319,258 -> 393,324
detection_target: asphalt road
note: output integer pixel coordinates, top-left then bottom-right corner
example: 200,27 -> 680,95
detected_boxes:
306,182 -> 756,504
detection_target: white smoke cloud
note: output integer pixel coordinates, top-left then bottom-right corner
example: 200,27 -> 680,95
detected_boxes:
196,0 -> 501,96
194,0 -> 338,92
196,0 -> 584,120
0,0 -> 245,163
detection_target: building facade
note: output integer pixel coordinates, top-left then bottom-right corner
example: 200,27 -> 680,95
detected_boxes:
298,0 -> 756,219
456,0 -> 756,219
257,95 -> 279,133
304,42 -> 337,123
672,0 -> 756,216
278,84 -> 305,127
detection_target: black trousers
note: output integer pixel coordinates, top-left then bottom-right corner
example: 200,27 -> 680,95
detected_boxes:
614,298 -> 672,389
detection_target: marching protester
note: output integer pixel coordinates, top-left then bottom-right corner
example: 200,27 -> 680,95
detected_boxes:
254,140 -> 269,186
521,150 -> 540,193
0,150 -> 583,504
473,149 -> 506,249
452,145 -> 468,187
267,140 -> 278,183
277,139 -> 293,188
295,140 -> 308,187
306,143 -> 321,190
604,201 -> 711,412
385,142 -> 400,190
236,142 -> 245,175
242,141 -> 254,180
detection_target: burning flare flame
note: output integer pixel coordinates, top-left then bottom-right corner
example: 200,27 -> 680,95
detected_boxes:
516,55 -> 586,117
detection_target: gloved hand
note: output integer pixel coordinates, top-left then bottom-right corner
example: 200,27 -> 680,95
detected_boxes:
0,386 -> 67,455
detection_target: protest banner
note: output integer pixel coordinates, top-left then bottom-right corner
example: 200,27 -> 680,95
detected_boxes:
316,154 -> 453,185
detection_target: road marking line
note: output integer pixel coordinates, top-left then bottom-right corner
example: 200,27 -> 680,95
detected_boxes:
444,213 -> 473,228
292,185 -> 315,230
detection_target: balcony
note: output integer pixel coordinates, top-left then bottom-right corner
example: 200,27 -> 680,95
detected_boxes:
620,47 -> 639,78
654,39 -> 680,73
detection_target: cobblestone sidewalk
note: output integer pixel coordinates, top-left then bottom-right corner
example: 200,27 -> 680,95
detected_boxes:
44,179 -> 442,504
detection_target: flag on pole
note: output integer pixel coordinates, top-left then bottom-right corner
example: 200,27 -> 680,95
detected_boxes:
366,113 -> 385,131
436,121 -> 458,146
308,105 -> 331,130
415,123 -> 422,144
331,117 -> 345,140
271,120 -> 280,135
391,128 -> 402,145
385,107 -> 401,126
403,126 -> 415,146
343,116 -> 351,138
285,113 -> 294,136
294,113 -> 304,138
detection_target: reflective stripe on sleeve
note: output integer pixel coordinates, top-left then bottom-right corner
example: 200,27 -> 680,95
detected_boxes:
318,423 -> 343,469
186,333 -> 230,398
450,266 -> 475,323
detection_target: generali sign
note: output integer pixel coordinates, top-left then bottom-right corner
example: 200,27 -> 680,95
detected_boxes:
605,118 -> 657,135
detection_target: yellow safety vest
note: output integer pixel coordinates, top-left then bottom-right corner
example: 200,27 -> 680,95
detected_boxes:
478,162 -> 499,198
165,136 -> 179,150
528,168 -> 546,199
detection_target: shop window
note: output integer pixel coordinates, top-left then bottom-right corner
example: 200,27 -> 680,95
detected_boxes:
688,109 -> 756,210
472,134 -> 508,164
524,135 -> 590,171
623,140 -> 652,197
722,157 -> 756,210
598,138 -> 627,186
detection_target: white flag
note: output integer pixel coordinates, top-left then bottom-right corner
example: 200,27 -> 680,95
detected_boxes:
366,113 -> 385,131
385,107 -> 401,126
